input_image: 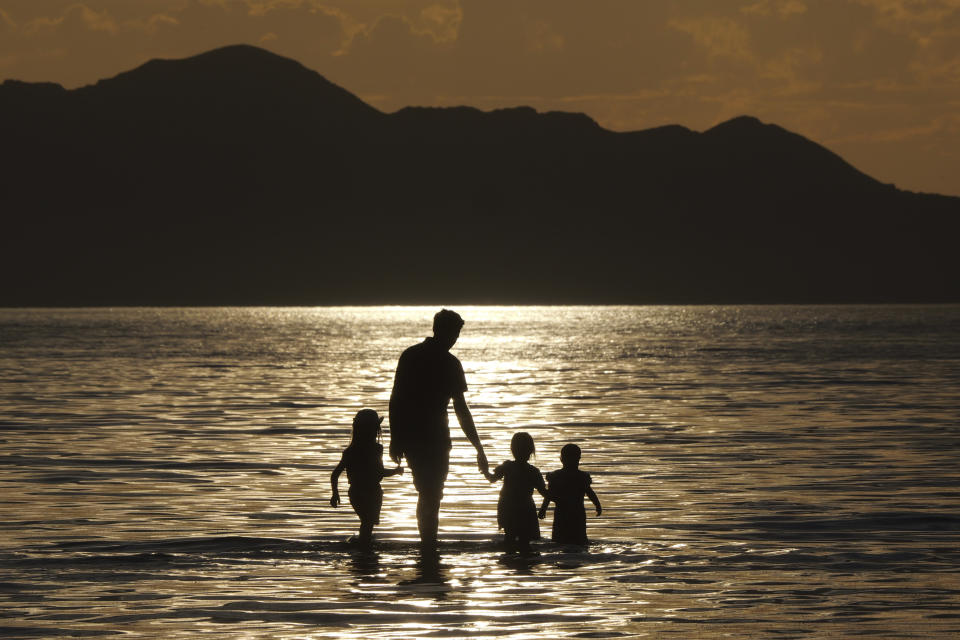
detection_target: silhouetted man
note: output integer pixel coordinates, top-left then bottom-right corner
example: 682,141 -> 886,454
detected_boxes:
389,309 -> 488,547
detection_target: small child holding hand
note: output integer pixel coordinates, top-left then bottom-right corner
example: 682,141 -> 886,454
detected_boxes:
485,432 -> 548,553
538,443 -> 601,546
331,409 -> 403,545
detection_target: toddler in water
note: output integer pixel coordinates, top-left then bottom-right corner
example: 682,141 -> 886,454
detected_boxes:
330,409 -> 403,545
484,432 -> 548,552
538,443 -> 602,546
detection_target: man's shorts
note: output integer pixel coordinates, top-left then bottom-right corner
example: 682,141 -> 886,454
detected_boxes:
404,444 -> 451,498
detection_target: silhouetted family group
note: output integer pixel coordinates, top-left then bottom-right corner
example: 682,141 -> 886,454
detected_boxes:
330,309 -> 602,552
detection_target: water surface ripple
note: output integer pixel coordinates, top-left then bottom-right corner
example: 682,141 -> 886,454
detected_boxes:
1,306 -> 959,638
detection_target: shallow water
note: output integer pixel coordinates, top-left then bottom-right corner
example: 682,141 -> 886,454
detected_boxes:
1,305 -> 959,638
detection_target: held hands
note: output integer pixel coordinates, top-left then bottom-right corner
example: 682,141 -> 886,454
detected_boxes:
595,505 -> 602,516
477,450 -> 489,476
330,491 -> 340,508
537,506 -> 548,520
479,448 -> 493,482
389,444 -> 402,466
382,465 -> 403,478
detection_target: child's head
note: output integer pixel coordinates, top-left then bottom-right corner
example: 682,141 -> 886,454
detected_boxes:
510,432 -> 535,462
560,443 -> 581,468
351,409 -> 383,446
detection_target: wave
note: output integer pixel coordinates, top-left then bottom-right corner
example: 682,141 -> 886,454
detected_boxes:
653,511 -> 960,543
5,534 -> 636,567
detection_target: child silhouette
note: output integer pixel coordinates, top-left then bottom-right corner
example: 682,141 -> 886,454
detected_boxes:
538,443 -> 602,546
484,432 -> 548,553
330,409 -> 403,545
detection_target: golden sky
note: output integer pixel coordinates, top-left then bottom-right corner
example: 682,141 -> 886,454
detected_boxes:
2,0 -> 959,196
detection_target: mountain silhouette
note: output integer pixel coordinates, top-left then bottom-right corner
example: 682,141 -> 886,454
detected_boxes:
2,44 -> 957,305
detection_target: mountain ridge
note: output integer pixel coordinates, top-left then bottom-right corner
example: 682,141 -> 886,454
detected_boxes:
1,44 -> 957,305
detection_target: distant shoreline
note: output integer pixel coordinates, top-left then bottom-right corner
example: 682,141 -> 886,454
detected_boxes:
4,302 -> 960,309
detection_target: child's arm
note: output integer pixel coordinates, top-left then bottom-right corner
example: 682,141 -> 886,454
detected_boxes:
484,465 -> 503,483
535,472 -> 550,519
534,472 -> 548,498
330,457 -> 345,507
378,447 -> 403,478
538,494 -> 551,519
586,486 -> 602,516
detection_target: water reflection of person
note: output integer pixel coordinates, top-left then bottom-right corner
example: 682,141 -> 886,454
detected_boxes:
348,548 -> 382,583
498,552 -> 539,575
398,548 -> 448,593
389,309 -> 489,548
414,548 -> 445,584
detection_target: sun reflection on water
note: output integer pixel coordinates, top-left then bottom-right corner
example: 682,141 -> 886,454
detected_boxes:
1,306 -> 959,638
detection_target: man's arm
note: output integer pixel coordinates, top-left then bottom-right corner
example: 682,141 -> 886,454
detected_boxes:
452,392 -> 488,474
387,409 -> 403,465
388,356 -> 406,464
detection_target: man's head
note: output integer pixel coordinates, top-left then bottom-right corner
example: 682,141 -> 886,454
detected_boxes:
433,309 -> 464,350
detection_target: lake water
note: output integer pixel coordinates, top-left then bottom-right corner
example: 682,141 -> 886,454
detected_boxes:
1,305 -> 959,638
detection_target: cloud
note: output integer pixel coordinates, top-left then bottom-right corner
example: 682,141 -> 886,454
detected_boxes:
524,19 -> 564,53
418,2 -> 462,43
831,114 -> 959,144
853,0 -> 960,24
760,46 -> 823,88
669,16 -> 753,60
246,0 -> 305,18
0,7 -> 17,30
741,0 -> 808,18
294,0 -> 463,54
146,14 -> 180,31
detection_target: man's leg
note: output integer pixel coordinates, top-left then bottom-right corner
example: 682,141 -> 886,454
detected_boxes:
407,445 -> 450,547
416,487 -> 442,546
